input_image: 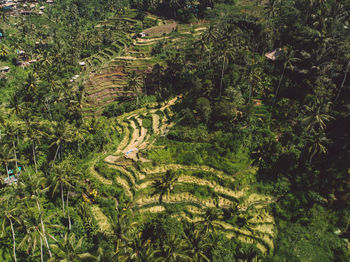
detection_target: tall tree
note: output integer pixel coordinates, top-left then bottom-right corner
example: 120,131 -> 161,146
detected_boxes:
151,169 -> 179,203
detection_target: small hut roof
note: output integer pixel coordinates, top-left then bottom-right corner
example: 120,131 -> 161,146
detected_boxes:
265,48 -> 283,61
0,66 -> 10,71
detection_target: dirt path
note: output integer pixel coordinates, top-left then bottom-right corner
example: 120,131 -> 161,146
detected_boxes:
114,56 -> 152,60
160,96 -> 181,111
151,112 -> 160,134
122,119 -> 139,154
116,122 -> 130,152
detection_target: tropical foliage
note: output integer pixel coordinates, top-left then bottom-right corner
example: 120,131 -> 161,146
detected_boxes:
0,0 -> 349,261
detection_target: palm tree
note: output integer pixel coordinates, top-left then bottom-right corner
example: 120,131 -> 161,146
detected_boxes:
0,9 -> 8,33
302,101 -> 335,132
0,142 -> 14,180
151,63 -> 164,97
17,172 -> 53,259
196,208 -> 224,234
264,0 -> 282,19
24,72 -> 39,96
161,234 -> 190,261
126,71 -> 142,106
49,121 -> 76,166
0,193 -> 21,262
109,211 -> 137,248
151,169 -> 179,203
0,43 -> 9,59
8,94 -> 24,119
18,203 -> 47,262
48,233 -> 97,262
24,120 -> 48,174
120,232 -> 160,261
201,24 -> 218,66
72,125 -> 87,153
306,132 -> 330,163
335,61 -> 350,102
50,163 -> 72,217
183,225 -> 211,262
216,43 -> 235,97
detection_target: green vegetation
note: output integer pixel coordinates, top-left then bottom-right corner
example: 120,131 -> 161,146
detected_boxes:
0,0 -> 349,261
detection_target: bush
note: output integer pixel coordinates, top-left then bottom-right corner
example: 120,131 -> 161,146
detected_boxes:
102,100 -> 137,117
142,117 -> 152,129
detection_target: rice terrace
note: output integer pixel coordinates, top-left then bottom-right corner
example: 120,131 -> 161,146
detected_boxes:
0,0 -> 349,261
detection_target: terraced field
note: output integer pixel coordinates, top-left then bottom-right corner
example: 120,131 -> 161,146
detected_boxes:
89,97 -> 276,254
81,13 -> 207,116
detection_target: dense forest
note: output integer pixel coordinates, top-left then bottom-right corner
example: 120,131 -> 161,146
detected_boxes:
0,0 -> 349,261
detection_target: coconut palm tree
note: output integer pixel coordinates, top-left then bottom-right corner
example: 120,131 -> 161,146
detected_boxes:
24,72 -> 39,97
120,231 -> 160,262
200,24 -> 218,67
24,120 -> 48,174
161,234 -> 190,261
264,0 -> 282,19
0,142 -> 14,180
50,163 -> 72,217
0,122 -> 22,172
109,211 -> 137,247
49,121 -> 76,166
17,172 -> 53,259
151,169 -> 179,203
126,71 -> 142,106
18,203 -> 47,262
196,208 -> 224,234
0,44 -> 9,59
8,94 -> 24,119
306,132 -> 330,163
151,63 -> 164,97
0,193 -> 21,262
335,61 -> 350,102
302,101 -> 335,132
48,233 -> 97,262
183,225 -> 211,262
216,42 -> 235,97
273,49 -> 299,104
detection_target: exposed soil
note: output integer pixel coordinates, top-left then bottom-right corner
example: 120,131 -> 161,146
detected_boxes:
143,22 -> 177,36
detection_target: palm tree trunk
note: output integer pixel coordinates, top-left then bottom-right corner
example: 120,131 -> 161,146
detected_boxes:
67,191 -> 71,231
61,183 -> 65,214
32,142 -> 37,174
219,56 -> 225,97
45,97 -> 52,120
49,144 -> 60,174
273,62 -> 286,105
9,218 -> 17,262
335,61 -> 350,102
6,162 -> 10,179
249,84 -> 252,102
13,141 -> 18,173
53,144 -> 60,164
36,198 -> 52,258
40,236 -> 43,262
